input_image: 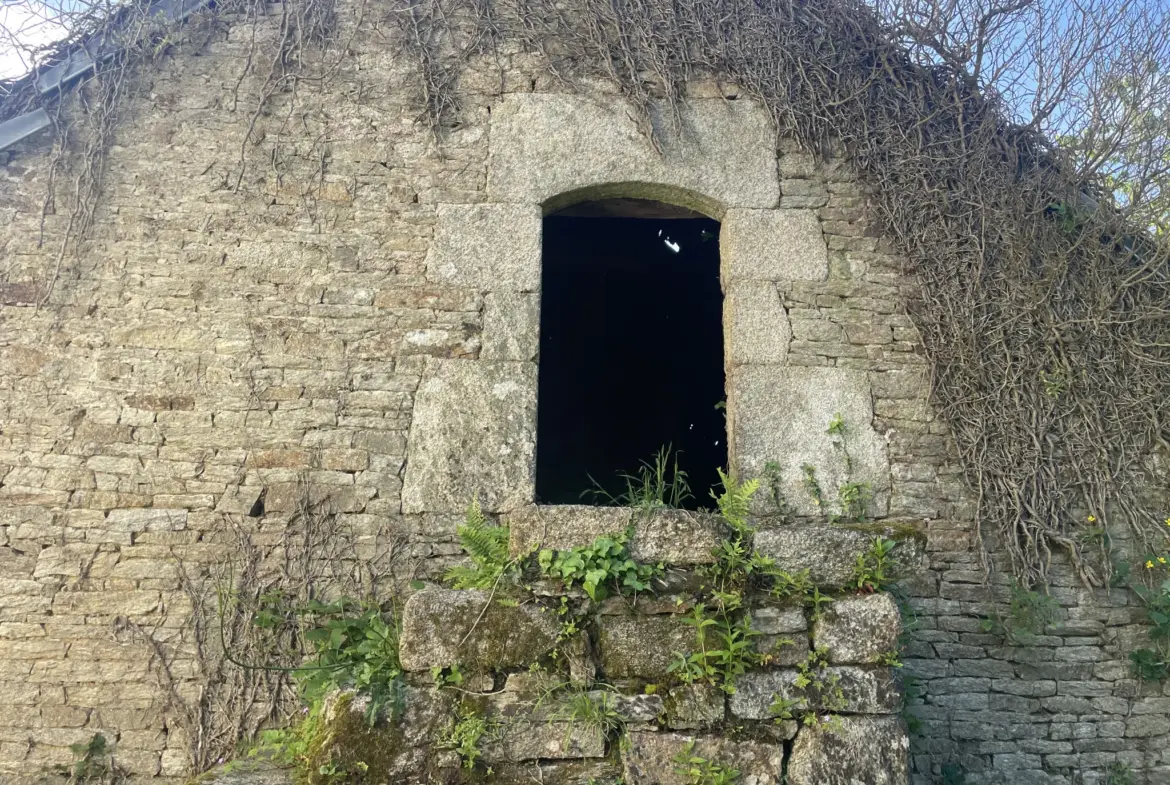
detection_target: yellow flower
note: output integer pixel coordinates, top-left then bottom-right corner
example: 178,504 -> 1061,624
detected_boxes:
1087,515 -> 1097,523
1160,557 -> 1167,565
1147,560 -> 1155,569
1165,517 -> 1170,526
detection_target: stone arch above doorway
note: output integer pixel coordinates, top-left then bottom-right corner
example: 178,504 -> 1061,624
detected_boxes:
486,93 -> 779,209
402,91 -> 891,518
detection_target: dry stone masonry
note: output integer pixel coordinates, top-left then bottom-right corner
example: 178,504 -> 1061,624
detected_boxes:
0,2 -> 1164,782
290,509 -> 915,785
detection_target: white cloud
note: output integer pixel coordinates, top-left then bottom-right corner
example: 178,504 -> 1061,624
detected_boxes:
0,2 -> 72,81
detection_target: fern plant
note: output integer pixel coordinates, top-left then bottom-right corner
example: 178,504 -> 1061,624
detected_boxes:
710,468 -> 760,537
446,500 -> 515,589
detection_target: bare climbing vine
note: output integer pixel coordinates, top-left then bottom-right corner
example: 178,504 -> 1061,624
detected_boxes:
3,0 -> 1169,588
1,0 -> 352,307
124,484 -> 408,774
381,0 -> 1170,587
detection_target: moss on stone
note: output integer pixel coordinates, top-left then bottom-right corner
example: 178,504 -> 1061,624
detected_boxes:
840,519 -> 926,546
839,520 -> 928,579
299,689 -> 456,785
597,614 -> 697,680
399,589 -> 561,672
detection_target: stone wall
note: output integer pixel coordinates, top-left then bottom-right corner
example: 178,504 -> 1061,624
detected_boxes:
0,2 -> 1164,782
296,508 -> 914,785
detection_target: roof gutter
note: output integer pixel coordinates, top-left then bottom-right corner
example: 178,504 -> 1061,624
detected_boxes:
0,0 -> 213,153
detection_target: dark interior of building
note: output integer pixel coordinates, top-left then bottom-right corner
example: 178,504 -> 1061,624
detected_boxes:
535,200 -> 726,510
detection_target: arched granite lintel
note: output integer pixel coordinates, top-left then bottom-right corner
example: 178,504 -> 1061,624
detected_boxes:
541,181 -> 726,220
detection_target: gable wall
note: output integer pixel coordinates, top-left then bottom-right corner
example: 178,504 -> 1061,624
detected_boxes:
0,3 -> 1160,782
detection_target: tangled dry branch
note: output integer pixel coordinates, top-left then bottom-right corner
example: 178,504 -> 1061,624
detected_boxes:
385,0 -> 1170,585
1,0 -> 347,303
2,0 -> 1167,587
138,487 -> 407,773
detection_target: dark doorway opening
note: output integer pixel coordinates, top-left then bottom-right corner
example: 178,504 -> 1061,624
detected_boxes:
535,199 -> 726,510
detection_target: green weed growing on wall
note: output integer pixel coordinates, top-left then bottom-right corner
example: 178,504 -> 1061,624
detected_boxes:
537,528 -> 662,601
1124,539 -> 1170,680
540,682 -> 628,744
761,460 -> 793,523
836,481 -> 875,523
801,463 -> 825,511
791,646 -> 847,726
666,472 -> 771,692
585,445 -> 693,510
246,701 -> 331,778
827,413 -> 875,522
852,536 -> 899,593
446,499 -> 517,590
431,664 -> 466,688
767,692 -> 806,725
294,600 -> 405,725
439,704 -> 502,773
1104,761 -> 1136,785
900,674 -> 925,734
797,414 -> 873,523
980,580 -> 1062,644
668,597 -> 761,691
53,733 -> 126,784
672,741 -> 741,785
239,600 -> 407,781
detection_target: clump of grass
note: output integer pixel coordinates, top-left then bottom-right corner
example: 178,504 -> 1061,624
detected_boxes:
583,445 -> 694,511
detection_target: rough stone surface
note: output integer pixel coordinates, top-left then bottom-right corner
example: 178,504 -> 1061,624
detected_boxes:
507,505 -> 634,554
730,669 -> 807,719
488,93 -> 779,209
507,505 -> 726,564
729,366 -> 890,517
483,292 -> 540,361
752,525 -> 874,586
629,510 -> 727,565
724,280 -> 792,367
597,614 -> 697,679
507,505 -> 633,554
721,208 -> 829,282
622,732 -> 784,785
787,716 -> 911,785
487,721 -> 606,761
814,592 -> 902,664
751,602 -> 808,634
833,665 -> 904,714
758,632 -> 811,667
193,762 -> 293,785
487,760 -> 626,785
0,18 -> 1155,782
663,684 -> 726,729
425,203 -> 542,291
732,666 -> 902,718
606,692 -> 666,723
398,588 -> 560,671
749,601 -> 812,665
402,360 -> 536,513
